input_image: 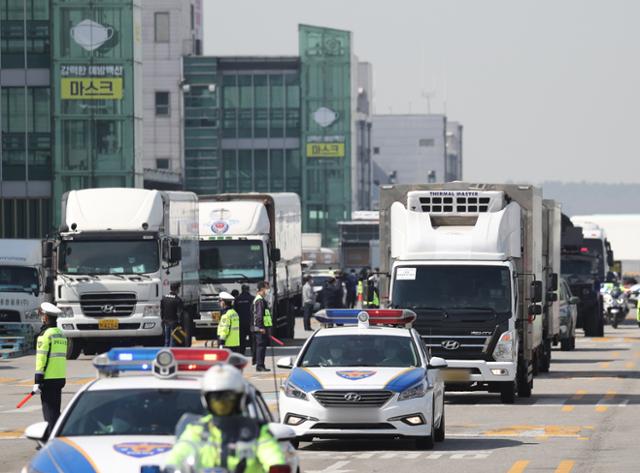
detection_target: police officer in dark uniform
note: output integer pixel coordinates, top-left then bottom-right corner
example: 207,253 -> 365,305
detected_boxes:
34,302 -> 67,439
235,284 -> 253,356
160,282 -> 183,347
251,281 -> 272,372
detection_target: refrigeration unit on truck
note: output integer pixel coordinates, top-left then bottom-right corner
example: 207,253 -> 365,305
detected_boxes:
43,188 -> 199,358
379,183 -> 548,404
539,199 -> 561,373
0,239 -> 51,327
197,193 -> 302,339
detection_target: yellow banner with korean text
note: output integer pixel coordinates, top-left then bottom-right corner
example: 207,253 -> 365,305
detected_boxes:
306,142 -> 345,158
61,77 -> 123,100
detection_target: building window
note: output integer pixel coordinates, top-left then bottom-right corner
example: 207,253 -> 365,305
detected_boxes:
419,138 -> 435,147
156,158 -> 170,170
155,92 -> 170,116
154,12 -> 170,43
373,147 -> 380,154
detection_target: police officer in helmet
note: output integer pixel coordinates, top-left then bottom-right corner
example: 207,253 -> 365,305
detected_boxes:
165,363 -> 286,472
34,302 -> 68,439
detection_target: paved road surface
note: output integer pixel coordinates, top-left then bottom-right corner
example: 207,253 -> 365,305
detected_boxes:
2,317 -> 639,472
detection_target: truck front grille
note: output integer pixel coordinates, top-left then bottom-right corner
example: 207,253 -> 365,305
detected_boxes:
80,293 -> 137,317
313,390 -> 393,407
422,334 -> 492,360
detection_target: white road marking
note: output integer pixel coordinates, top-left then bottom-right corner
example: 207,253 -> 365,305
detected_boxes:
2,405 -> 40,414
306,461 -> 352,473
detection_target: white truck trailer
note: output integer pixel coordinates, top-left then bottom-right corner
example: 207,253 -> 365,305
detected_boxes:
44,188 -> 199,358
539,199 -> 561,373
379,183 -> 549,403
197,193 -> 302,339
0,239 -> 51,327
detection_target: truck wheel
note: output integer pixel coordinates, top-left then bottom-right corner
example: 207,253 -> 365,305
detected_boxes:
560,338 -> 571,351
539,340 -> 551,373
570,336 -> 576,350
596,316 -> 605,337
66,339 -> 82,360
183,309 -> 193,347
499,381 -> 516,404
517,360 -> 533,398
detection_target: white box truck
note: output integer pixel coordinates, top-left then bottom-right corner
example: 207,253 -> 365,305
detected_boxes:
44,188 -> 199,358
379,183 -> 547,403
0,239 -> 51,327
539,199 -> 561,373
197,193 -> 302,339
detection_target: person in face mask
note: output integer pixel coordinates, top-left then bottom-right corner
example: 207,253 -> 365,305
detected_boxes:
251,281 -> 272,372
165,364 -> 286,472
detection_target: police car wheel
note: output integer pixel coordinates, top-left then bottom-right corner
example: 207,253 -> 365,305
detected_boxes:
435,408 -> 445,442
414,413 -> 435,450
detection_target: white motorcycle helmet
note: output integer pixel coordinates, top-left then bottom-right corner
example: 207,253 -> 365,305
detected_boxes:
201,364 -> 246,416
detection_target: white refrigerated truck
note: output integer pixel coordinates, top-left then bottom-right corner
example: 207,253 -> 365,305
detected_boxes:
0,239 -> 50,327
380,183 -> 552,403
197,193 -> 302,339
44,188 -> 199,358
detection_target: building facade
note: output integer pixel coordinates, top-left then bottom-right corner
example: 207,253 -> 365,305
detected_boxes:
182,25 -> 371,246
0,0 -> 52,237
142,0 -> 202,190
371,114 -> 463,208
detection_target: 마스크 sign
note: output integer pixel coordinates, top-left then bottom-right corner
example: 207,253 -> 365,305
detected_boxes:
60,65 -> 123,100
306,142 -> 345,158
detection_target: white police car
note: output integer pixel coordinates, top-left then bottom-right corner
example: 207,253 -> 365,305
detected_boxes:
22,348 -> 299,473
277,309 -> 447,449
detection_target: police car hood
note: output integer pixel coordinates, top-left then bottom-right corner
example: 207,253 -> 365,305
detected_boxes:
31,436 -> 174,473
291,367 -> 425,392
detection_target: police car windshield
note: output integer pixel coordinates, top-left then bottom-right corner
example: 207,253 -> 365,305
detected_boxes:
59,240 -> 159,275
58,389 -> 205,436
391,265 -> 511,314
0,266 -> 38,293
300,335 -> 419,368
199,240 -> 265,283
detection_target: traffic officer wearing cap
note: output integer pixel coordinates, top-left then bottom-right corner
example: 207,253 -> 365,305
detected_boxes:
217,292 -> 241,353
34,302 -> 68,439
165,364 -> 286,472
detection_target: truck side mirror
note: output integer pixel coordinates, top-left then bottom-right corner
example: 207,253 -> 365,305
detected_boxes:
169,246 -> 182,264
44,275 -> 54,294
528,304 -> 543,316
42,241 -> 54,271
531,280 -> 543,303
271,248 -> 281,262
547,292 -> 558,302
569,296 -> 580,305
550,273 -> 559,291
607,251 -> 614,267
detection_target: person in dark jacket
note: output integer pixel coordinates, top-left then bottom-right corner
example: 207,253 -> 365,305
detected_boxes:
323,275 -> 344,309
251,281 -> 272,371
160,282 -> 183,347
234,284 -> 253,355
345,269 -> 358,308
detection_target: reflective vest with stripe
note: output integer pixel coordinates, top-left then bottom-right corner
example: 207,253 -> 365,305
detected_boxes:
35,327 -> 67,380
217,308 -> 240,347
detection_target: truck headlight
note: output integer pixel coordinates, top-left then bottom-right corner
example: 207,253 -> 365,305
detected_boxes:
398,381 -> 427,401
282,380 -> 308,401
57,306 -> 74,318
143,305 -> 160,317
493,330 -> 515,362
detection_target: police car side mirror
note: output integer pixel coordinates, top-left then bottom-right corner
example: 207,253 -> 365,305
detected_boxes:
25,421 -> 48,442
276,356 -> 293,369
268,422 -> 296,442
428,357 -> 448,369
569,296 -> 580,305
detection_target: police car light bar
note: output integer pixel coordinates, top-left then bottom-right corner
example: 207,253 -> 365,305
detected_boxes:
314,309 -> 417,327
93,348 -> 247,377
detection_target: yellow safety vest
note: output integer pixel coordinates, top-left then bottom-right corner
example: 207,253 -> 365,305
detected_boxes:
217,308 -> 240,347
35,327 -> 67,380
254,294 -> 273,328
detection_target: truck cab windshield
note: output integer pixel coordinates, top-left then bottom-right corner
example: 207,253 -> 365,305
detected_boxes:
59,240 -> 160,275
200,240 -> 265,283
581,239 -> 605,276
0,266 -> 38,293
391,265 -> 512,314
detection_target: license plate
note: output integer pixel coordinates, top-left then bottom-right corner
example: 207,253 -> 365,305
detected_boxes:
442,368 -> 471,382
98,319 -> 119,330
211,311 -> 221,321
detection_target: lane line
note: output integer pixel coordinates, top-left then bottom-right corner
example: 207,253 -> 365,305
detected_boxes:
599,362 -> 610,369
555,460 -> 575,473
507,460 -> 530,473
563,389 -> 586,411
561,405 -> 575,412
625,361 -> 636,369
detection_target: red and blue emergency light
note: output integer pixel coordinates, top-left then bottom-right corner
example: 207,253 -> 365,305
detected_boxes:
93,347 -> 247,377
313,308 -> 417,327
